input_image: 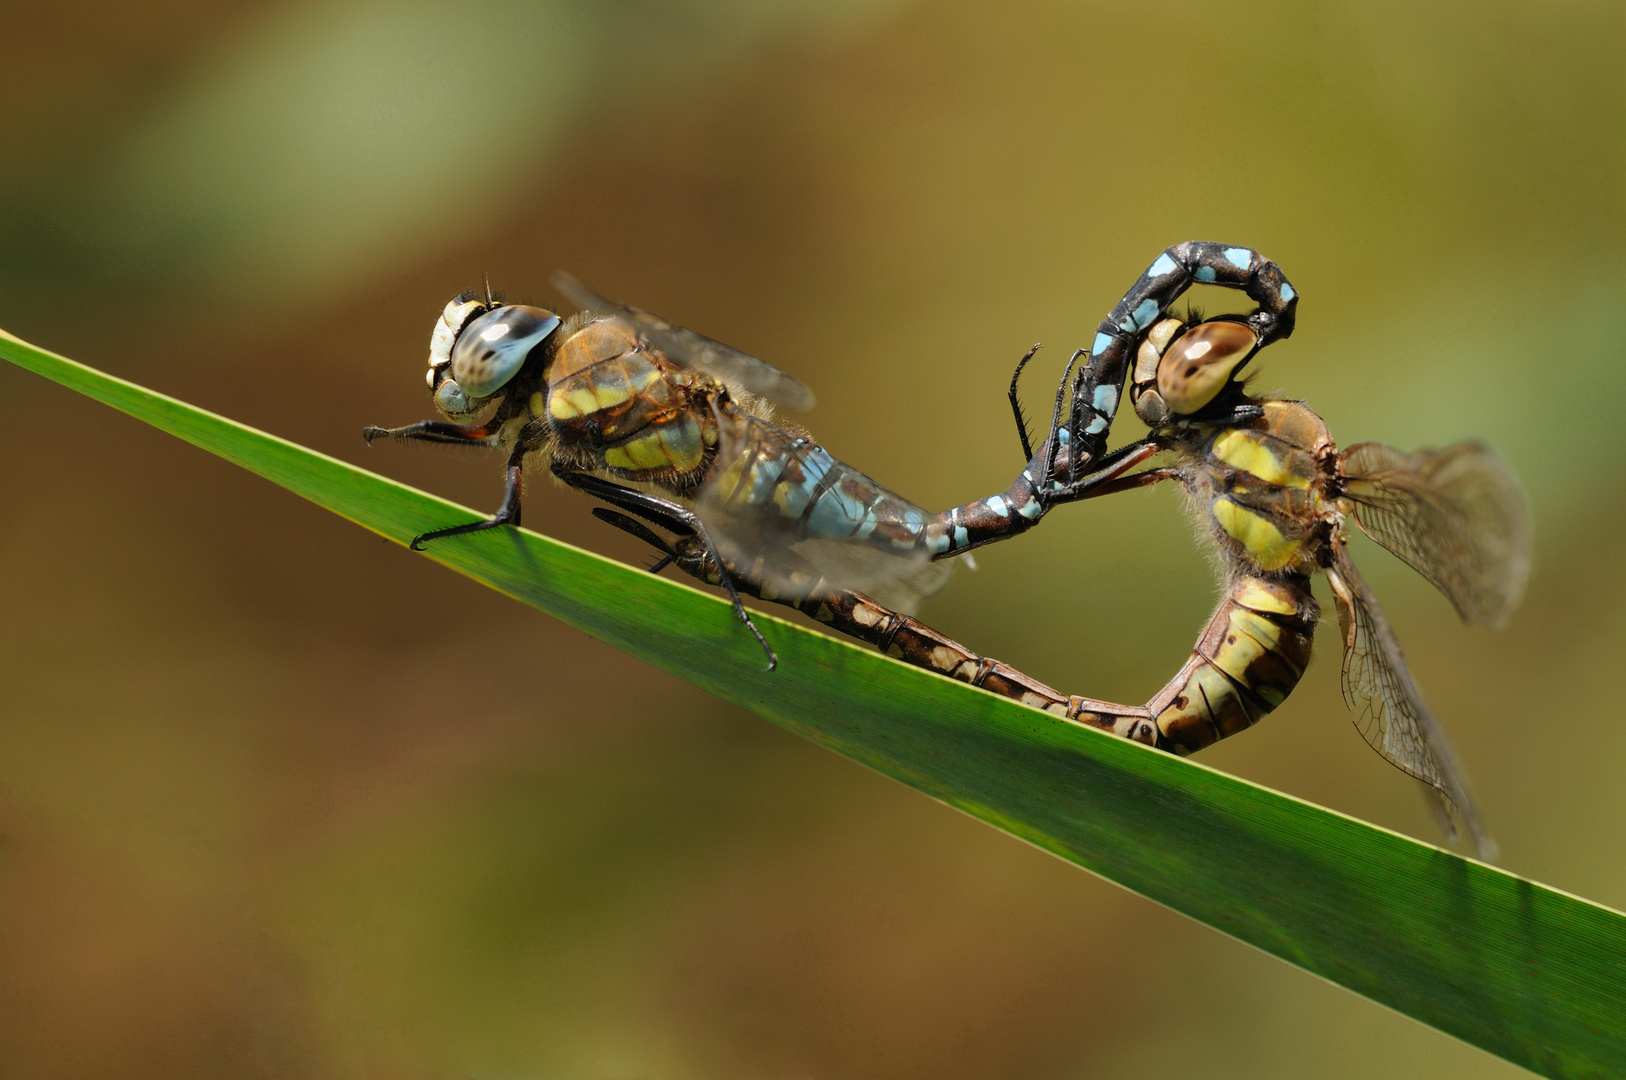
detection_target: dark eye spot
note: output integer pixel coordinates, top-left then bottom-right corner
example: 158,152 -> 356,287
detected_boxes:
1185,365 -> 1199,377
482,349 -> 495,361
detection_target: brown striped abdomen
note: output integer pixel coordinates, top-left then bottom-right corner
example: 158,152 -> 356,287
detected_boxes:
658,536 -> 1317,758
1145,574 -> 1318,754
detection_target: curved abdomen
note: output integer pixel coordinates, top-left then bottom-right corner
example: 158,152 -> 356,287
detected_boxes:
1144,574 -> 1318,754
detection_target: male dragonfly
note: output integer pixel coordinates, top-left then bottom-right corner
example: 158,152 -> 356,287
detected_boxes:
365,273 -> 1121,668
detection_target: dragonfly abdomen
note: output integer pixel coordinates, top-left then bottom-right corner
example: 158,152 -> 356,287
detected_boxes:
1147,574 -> 1319,754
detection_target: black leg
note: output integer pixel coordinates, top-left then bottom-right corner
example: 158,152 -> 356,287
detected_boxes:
1007,343 -> 1043,462
1042,437 -> 1169,506
1036,348 -> 1085,492
363,419 -> 500,446
591,507 -> 683,572
558,466 -> 779,672
410,447 -> 525,550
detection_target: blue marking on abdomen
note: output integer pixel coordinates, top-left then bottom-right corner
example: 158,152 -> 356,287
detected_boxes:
803,476 -> 873,537
1280,281 -> 1295,302
770,446 -> 834,515
1224,247 -> 1253,271
1120,298 -> 1159,332
1194,266 -> 1217,283
1147,253 -> 1177,278
1091,331 -> 1114,356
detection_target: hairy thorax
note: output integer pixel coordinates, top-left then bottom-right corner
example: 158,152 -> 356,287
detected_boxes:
1175,398 -> 1341,578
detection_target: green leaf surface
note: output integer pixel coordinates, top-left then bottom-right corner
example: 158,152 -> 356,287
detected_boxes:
5,327 -> 1622,1078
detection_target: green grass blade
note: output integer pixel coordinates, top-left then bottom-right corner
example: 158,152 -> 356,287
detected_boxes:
4,327 -> 1622,1078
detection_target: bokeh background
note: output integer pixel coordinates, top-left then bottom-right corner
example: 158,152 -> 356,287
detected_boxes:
2,1 -> 1622,1076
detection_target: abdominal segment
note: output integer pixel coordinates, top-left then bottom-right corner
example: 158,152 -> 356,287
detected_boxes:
1145,574 -> 1318,754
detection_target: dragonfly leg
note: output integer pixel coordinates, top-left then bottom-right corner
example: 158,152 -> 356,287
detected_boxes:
1007,343 -> 1044,462
1066,242 -> 1298,470
591,508 -> 680,573
409,447 -> 526,550
555,466 -> 780,672
361,419 -> 501,446
1041,438 -> 1174,505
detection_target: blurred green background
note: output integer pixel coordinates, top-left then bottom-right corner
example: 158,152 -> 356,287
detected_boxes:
1,1 -> 1622,1076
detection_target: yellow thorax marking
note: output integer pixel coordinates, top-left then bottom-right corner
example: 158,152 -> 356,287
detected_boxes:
627,364 -> 664,393
657,420 -> 704,471
1211,429 -> 1311,489
603,431 -> 673,473
566,386 -> 603,419
1211,498 -> 1301,571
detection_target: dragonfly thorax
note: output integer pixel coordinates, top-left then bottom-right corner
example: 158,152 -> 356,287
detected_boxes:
1178,397 -> 1338,576
542,314 -> 718,485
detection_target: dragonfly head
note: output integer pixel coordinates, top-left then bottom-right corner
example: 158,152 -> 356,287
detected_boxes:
426,295 -> 561,418
1132,316 -> 1261,425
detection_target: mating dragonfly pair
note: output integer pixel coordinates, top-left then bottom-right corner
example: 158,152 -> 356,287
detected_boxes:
365,242 -> 1530,860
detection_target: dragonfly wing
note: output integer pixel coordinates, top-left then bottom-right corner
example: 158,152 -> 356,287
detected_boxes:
697,410 -> 947,610
551,272 -> 815,411
1326,539 -> 1496,860
864,560 -> 955,617
1339,440 -> 1531,628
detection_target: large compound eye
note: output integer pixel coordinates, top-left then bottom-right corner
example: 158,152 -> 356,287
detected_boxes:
1156,320 -> 1259,416
429,297 -> 487,376
451,305 -> 561,398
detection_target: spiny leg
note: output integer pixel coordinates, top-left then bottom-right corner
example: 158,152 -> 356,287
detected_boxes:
1041,348 -> 1085,486
362,419 -> 501,446
1007,343 -> 1043,462
409,446 -> 526,550
1015,433 -> 1177,509
556,466 -> 779,672
591,508 -> 680,574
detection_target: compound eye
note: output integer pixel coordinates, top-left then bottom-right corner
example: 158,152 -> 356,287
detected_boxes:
451,305 -> 561,398
1156,320 -> 1259,416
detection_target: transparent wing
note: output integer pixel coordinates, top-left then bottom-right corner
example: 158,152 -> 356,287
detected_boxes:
1339,440 -> 1530,629
864,560 -> 955,617
698,409 -> 951,615
1326,540 -> 1496,860
551,272 -> 815,411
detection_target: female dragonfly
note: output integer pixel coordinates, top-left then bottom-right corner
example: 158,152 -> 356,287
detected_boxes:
600,247 -> 1530,859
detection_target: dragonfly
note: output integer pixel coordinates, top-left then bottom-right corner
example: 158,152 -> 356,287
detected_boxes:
602,246 -> 1530,859
363,274 -> 1103,669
